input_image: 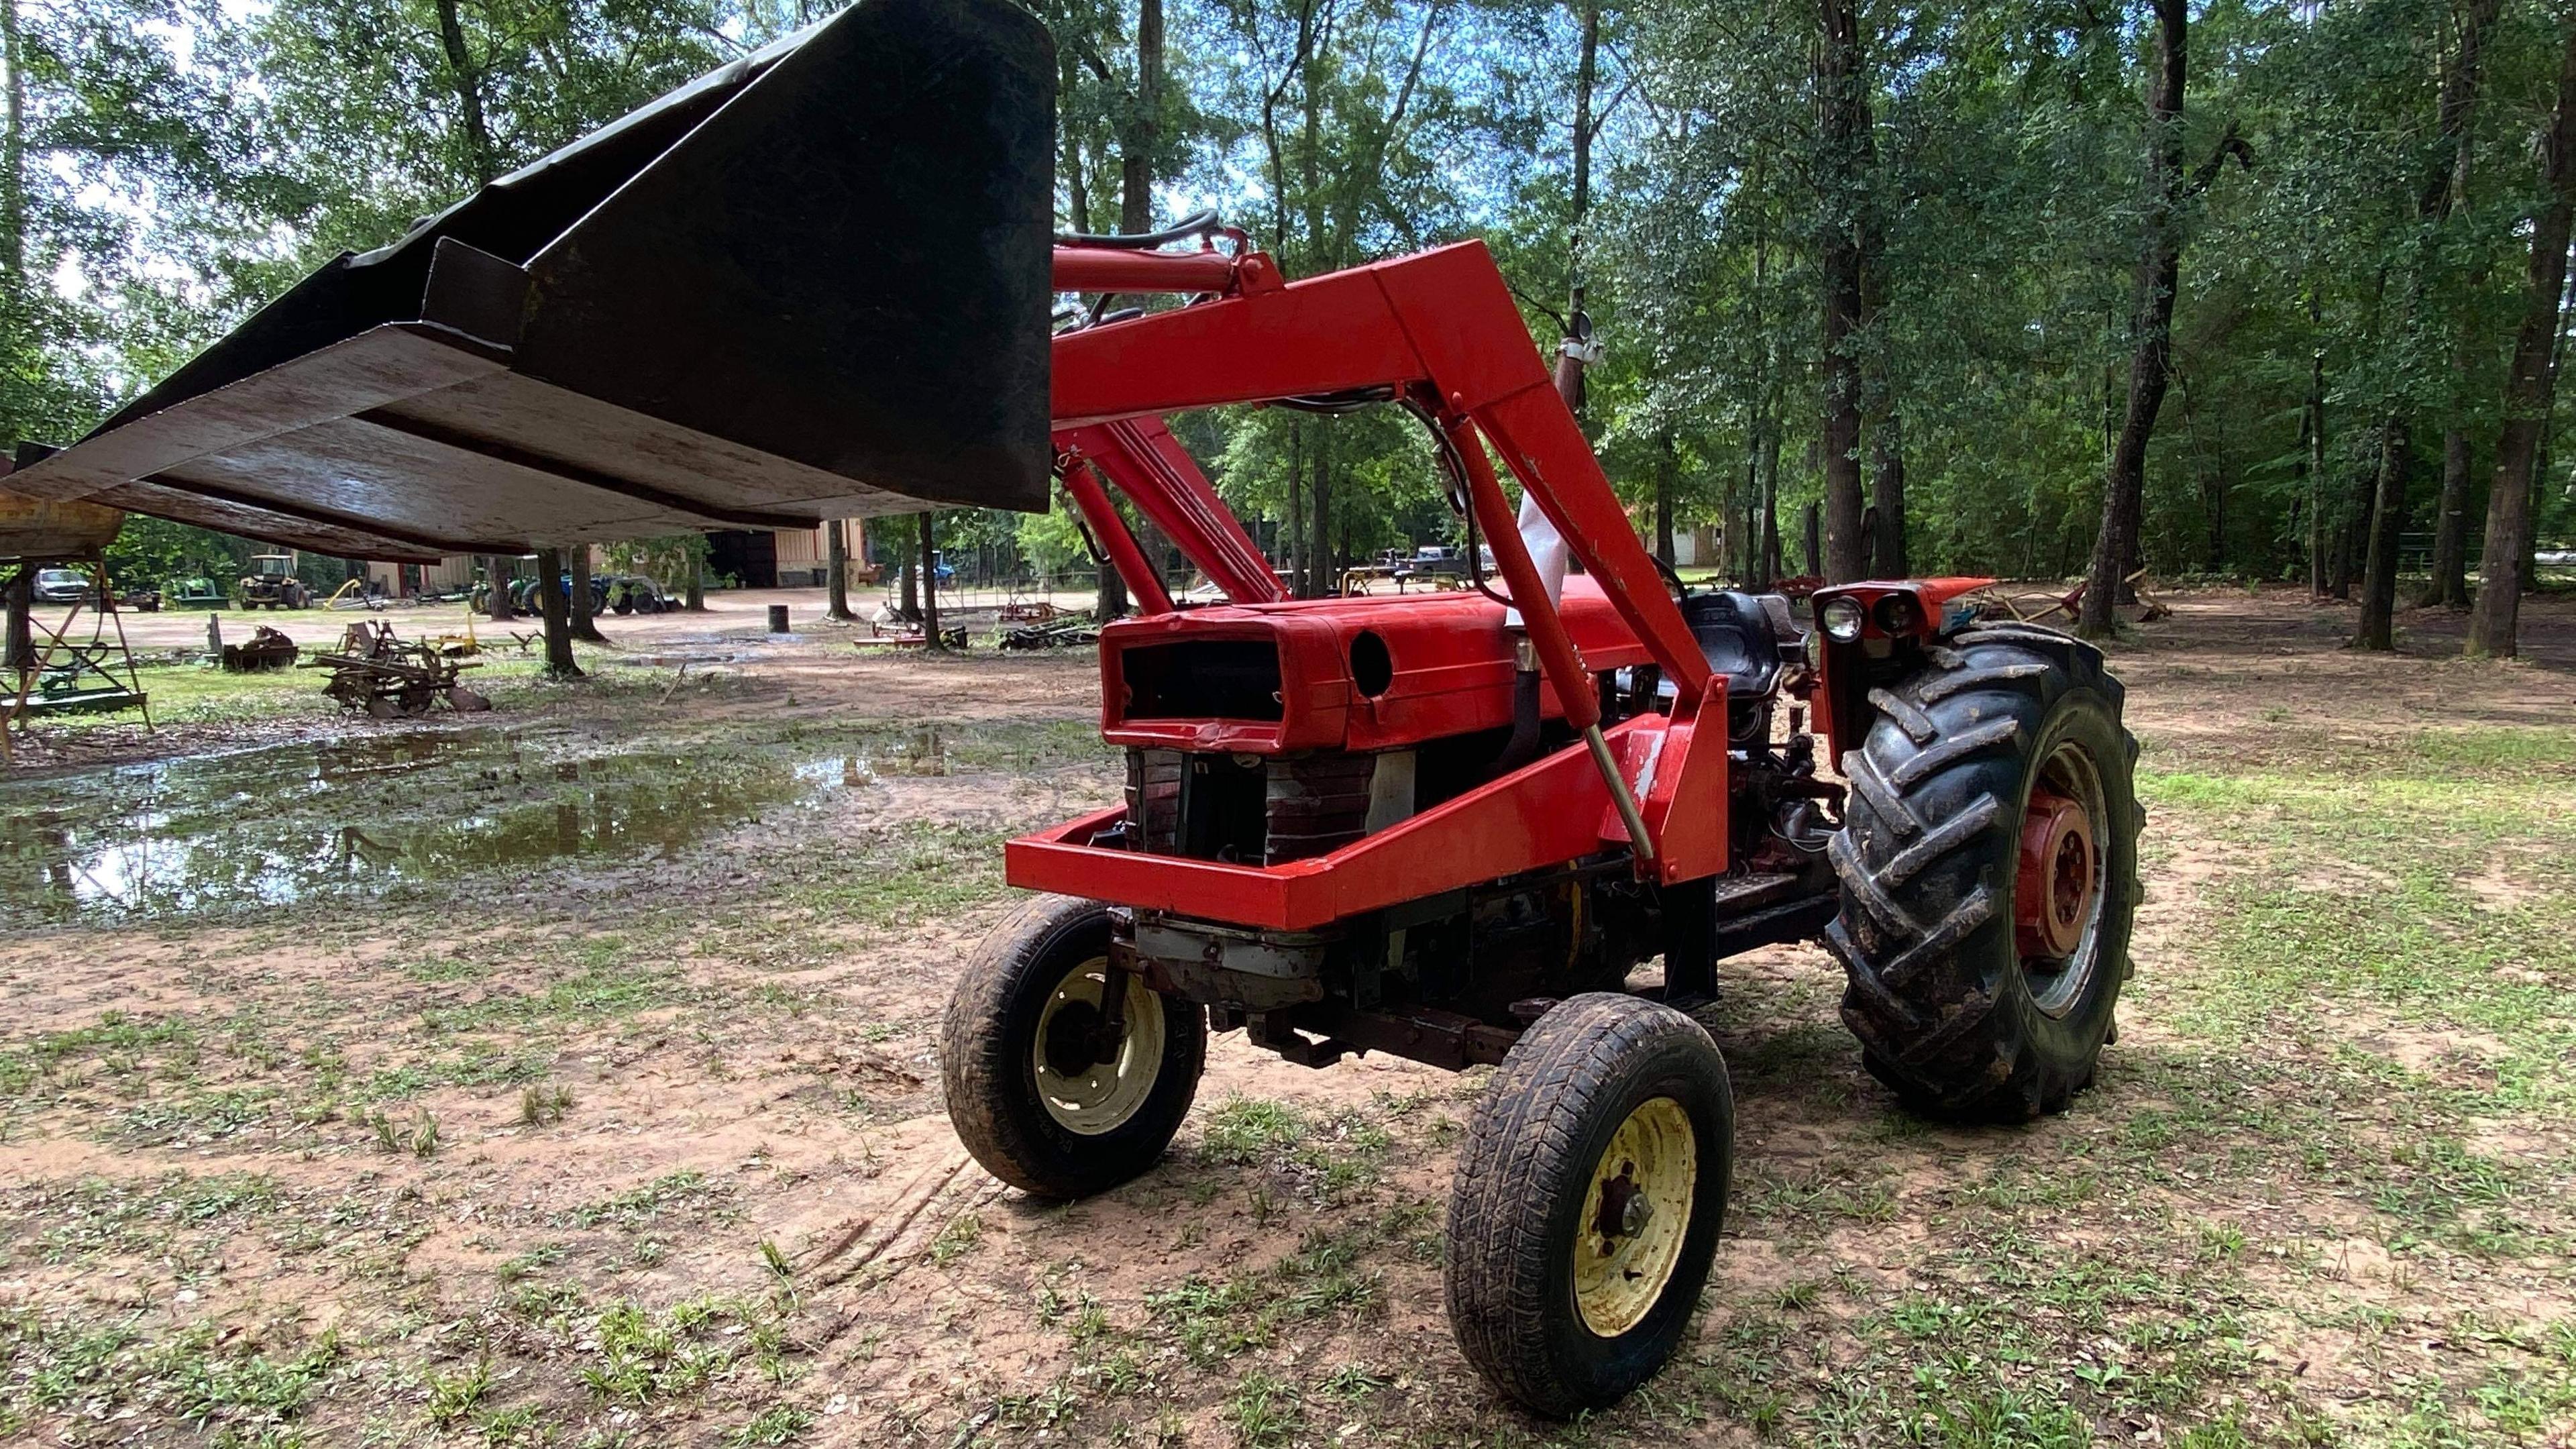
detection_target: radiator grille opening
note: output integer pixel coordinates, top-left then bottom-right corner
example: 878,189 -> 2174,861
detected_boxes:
1119,639 -> 1283,721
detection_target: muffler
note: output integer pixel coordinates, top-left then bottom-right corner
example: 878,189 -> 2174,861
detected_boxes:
3,0 -> 1055,561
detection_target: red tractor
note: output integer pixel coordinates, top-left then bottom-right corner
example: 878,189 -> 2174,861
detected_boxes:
940,227 -> 2142,1412
5,0 -> 2139,1413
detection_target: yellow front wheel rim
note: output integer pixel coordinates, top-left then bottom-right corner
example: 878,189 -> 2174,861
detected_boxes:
1030,957 -> 1167,1136
1572,1096 -> 1697,1337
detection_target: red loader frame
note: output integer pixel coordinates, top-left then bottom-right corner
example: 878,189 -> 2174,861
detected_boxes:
1024,236 -> 1744,924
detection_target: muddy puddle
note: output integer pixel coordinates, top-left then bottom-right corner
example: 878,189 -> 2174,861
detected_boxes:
0,720 -> 1070,923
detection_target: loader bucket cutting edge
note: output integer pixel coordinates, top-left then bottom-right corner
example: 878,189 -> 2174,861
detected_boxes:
4,0 -> 1056,561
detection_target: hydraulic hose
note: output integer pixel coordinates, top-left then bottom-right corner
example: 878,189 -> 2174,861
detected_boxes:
1053,209 -> 1224,249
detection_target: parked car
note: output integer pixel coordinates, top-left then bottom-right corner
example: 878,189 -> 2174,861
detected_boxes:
32,567 -> 95,604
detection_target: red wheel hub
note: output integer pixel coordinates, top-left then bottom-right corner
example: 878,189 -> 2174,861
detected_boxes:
2015,788 -> 2096,959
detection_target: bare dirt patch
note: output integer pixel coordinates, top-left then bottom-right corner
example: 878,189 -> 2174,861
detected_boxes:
2,588 -> 2571,1446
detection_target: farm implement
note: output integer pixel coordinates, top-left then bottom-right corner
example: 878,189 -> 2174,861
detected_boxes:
2,0 -> 2141,1411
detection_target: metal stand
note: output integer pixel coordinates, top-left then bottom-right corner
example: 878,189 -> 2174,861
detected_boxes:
3,557 -> 152,761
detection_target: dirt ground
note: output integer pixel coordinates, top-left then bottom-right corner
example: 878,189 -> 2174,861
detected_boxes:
1,587 -> 2570,1448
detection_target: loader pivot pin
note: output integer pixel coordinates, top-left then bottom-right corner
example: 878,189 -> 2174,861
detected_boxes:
2015,788 -> 2096,961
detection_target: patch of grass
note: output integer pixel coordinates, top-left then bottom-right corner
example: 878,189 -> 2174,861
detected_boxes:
364,1106 -> 441,1157
1197,1096 -> 1393,1201
424,1358 -> 492,1427
518,1081 -> 575,1126
418,958 -> 690,1034
727,1404 -> 813,1446
362,1043 -> 551,1102
1145,1222 -> 1384,1367
152,1323 -> 344,1434
113,1087 -> 276,1146
928,1211 -> 983,1267
556,1171 -> 727,1230
33,1171 -> 282,1259
494,1243 -> 565,1283
1227,1370 -> 1301,1448
1200,1097 -> 1304,1165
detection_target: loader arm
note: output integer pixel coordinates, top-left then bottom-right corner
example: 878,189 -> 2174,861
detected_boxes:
1054,416 -> 1284,608
1044,239 -> 1713,718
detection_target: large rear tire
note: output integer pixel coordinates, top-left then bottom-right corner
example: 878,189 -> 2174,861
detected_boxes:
1825,623 -> 2141,1121
941,895 -> 1205,1199
1446,994 -> 1732,1417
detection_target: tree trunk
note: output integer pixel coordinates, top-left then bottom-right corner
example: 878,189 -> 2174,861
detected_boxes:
2303,317 -> 2327,596
2332,466 -> 2371,599
1803,500 -> 1823,577
919,510 -> 945,651
484,555 -> 515,621
1566,0 -> 1601,403
1817,0 -> 1870,582
2429,429 -> 2474,606
1059,50 -> 1093,233
2359,0 -> 2493,645
1120,0 -> 1163,235
1,0 -> 24,295
1283,421 -> 1305,596
1653,430 -> 1678,567
1858,127 -> 1904,580
2537,235 -> 2576,592
568,547 -> 605,642
824,520 -> 855,622
1872,413 -> 1908,578
684,547 -> 706,611
1757,427 -> 1783,588
2357,421 -> 2410,649
2080,0 -> 2189,640
2469,13 -> 2576,656
899,516 -> 920,618
1572,0 -> 1598,229
2430,1 -> 2502,608
1723,453 -> 1746,580
1307,427 -> 1334,599
432,0 -> 498,186
3,564 -> 30,673
534,547 -> 580,678
1095,555 -> 1129,621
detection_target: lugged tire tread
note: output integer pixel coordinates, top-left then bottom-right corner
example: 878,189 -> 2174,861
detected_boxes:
1827,627 -> 2140,1122
1867,688 -> 1937,743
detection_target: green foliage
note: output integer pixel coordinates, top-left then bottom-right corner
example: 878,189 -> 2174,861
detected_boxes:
100,517 -> 248,593
11,0 -> 2576,598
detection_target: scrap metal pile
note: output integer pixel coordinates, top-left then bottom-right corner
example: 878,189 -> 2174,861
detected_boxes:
303,621 -> 490,717
219,626 -> 301,672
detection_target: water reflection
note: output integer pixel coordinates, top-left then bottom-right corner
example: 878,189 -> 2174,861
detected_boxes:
2,722 -> 1036,924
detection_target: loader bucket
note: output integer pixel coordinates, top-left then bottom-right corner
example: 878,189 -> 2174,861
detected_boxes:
3,0 -> 1055,562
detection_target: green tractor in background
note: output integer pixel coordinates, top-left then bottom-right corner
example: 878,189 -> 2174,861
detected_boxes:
237,553 -> 309,610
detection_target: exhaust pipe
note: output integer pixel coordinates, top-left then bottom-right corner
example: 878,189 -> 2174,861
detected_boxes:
4,0 -> 1056,561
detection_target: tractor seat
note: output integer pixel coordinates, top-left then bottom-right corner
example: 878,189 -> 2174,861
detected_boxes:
1679,590 -> 1801,702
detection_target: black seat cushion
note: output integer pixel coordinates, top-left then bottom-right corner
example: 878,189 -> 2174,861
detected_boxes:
1680,590 -> 1786,701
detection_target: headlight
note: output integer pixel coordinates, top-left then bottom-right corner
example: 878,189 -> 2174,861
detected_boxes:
1874,593 -> 1921,636
1819,596 -> 1866,643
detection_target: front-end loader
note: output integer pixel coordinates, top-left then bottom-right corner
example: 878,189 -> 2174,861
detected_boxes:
3,0 -> 2139,1413
951,223 -> 2141,1415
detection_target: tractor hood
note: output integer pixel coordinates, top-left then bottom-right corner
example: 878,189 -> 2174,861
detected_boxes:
3,0 -> 1056,562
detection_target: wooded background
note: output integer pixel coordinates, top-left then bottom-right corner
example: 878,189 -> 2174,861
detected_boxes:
6,0 -> 2573,651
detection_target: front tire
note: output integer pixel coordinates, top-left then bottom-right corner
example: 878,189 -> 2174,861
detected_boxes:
941,895 -> 1206,1199
1446,994 -> 1733,1417
1826,623 -> 2141,1120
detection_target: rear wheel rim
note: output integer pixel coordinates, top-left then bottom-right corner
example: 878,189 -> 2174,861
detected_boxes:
2015,739 -> 2108,1018
1030,957 -> 1166,1136
1572,1095 -> 1697,1337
